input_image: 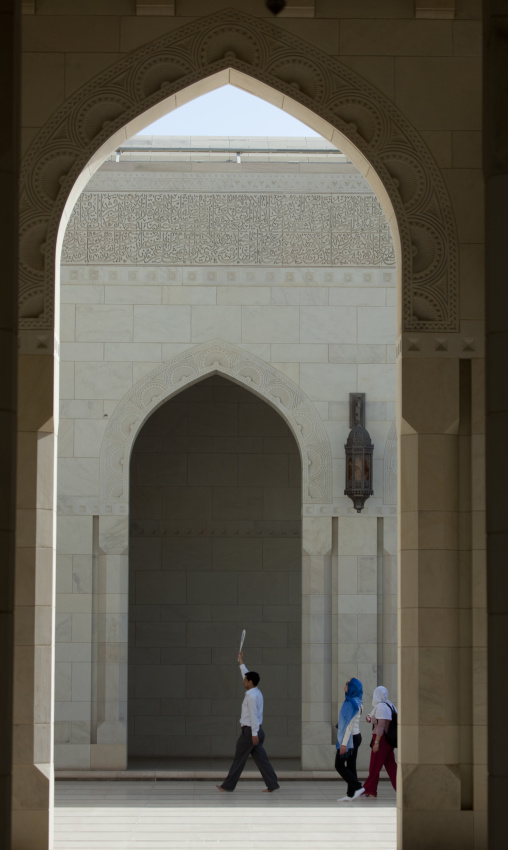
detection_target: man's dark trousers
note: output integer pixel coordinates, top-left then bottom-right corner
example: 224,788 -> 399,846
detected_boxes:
220,726 -> 279,791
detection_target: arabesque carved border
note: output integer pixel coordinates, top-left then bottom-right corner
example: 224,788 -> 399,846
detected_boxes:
19,9 -> 458,332
99,340 -> 332,506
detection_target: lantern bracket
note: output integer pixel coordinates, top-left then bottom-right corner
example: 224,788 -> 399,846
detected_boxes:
350,393 -> 365,428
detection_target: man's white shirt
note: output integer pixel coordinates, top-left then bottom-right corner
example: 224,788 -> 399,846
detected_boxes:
239,663 -> 263,735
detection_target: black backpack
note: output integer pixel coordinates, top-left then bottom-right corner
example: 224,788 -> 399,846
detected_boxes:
382,702 -> 397,748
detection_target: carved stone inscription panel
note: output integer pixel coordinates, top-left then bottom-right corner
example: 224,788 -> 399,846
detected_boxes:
62,191 -> 396,268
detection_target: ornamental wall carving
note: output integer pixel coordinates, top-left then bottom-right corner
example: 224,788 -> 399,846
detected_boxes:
99,340 -> 333,506
19,9 -> 458,331
62,191 -> 395,267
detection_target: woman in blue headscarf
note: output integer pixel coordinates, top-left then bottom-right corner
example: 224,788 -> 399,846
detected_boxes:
335,677 -> 364,801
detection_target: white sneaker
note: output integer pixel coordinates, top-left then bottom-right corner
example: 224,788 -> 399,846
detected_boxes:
337,795 -> 351,802
351,788 -> 365,800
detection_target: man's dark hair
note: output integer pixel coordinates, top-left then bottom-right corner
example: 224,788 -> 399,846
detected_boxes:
245,671 -> 260,687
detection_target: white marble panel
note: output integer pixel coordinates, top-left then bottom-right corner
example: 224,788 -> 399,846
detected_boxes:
59,362 -> 74,400
60,342 -> 104,362
357,364 -> 396,401
55,662 -> 72,702
54,744 -> 90,768
99,516 -> 129,555
59,400 -> 103,419
300,363 -> 357,402
337,595 -> 377,614
134,305 -> 191,342
300,306 -> 357,344
104,342 -> 161,361
338,643 -> 377,663
386,288 -> 397,306
329,287 -> 386,306
242,306 -> 299,343
61,285 -> 104,304
357,613 -> 378,643
58,419 -> 74,458
329,343 -> 387,363
72,613 -> 92,644
72,555 -> 93,594
271,362 -> 300,384
57,516 -> 93,556
238,343 -> 271,360
105,286 -> 161,304
338,555 -> 358,594
54,701 -> 92,722
164,286 -> 216,305
358,306 -> 396,344
58,458 -> 99,497
72,663 -> 92,702
56,555 -> 72,594
337,612 -> 358,643
75,305 -> 133,342
338,516 -> 377,557
55,643 -> 91,662
216,286 -> 270,305
191,306 -> 241,343
132,362 -> 162,383
270,343 -> 328,363
60,304 -> 75,342
75,362 -> 132,399
73,419 -> 109,458
271,287 -> 328,305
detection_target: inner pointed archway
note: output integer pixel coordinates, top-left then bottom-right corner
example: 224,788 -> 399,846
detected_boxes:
128,374 -> 302,766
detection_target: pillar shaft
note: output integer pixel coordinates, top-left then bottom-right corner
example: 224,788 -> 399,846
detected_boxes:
398,356 -> 478,848
0,2 -> 19,847
484,4 -> 508,845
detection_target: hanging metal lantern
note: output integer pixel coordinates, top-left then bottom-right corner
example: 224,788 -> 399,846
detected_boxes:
344,393 -> 374,513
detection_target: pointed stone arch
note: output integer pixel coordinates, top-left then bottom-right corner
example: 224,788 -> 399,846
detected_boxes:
99,339 -> 333,506
20,8 -> 457,333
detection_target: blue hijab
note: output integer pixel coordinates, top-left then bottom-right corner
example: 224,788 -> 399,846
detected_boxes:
336,678 -> 363,755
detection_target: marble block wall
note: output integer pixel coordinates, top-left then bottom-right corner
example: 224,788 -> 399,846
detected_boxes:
55,157 -> 398,769
128,375 -> 302,759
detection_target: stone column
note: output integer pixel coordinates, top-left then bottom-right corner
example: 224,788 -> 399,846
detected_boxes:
484,4 -> 508,845
90,515 -> 129,770
0,2 -> 19,847
12,352 -> 55,850
398,356 -> 476,848
301,515 -> 333,769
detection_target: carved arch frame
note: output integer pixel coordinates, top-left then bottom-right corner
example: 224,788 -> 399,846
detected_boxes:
19,8 -> 458,333
100,339 -> 332,507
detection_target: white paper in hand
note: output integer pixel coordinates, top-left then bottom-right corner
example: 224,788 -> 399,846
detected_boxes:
239,629 -> 246,652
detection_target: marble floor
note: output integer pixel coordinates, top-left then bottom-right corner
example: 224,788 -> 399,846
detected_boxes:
55,780 -> 396,849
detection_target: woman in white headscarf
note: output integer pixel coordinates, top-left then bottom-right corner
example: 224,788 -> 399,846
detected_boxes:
353,685 -> 397,799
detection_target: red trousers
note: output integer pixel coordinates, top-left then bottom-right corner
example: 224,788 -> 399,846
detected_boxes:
363,733 -> 397,797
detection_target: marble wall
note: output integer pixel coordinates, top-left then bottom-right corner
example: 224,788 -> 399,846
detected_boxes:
54,159 -> 398,770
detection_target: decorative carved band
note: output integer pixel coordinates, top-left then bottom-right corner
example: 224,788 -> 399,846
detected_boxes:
62,191 -> 395,268
99,340 -> 333,506
19,9 -> 458,331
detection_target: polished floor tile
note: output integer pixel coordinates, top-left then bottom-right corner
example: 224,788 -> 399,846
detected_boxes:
55,780 -> 396,849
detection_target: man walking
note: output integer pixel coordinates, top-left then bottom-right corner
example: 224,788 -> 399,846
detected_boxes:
217,652 -> 279,793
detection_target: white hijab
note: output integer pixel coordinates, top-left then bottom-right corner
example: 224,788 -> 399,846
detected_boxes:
372,686 -> 396,719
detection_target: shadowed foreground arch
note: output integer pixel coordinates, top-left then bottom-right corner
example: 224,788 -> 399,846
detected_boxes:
13,8 -> 484,850
19,9 -> 458,334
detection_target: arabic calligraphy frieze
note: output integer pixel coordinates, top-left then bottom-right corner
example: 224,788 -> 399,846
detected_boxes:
62,191 -> 396,267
